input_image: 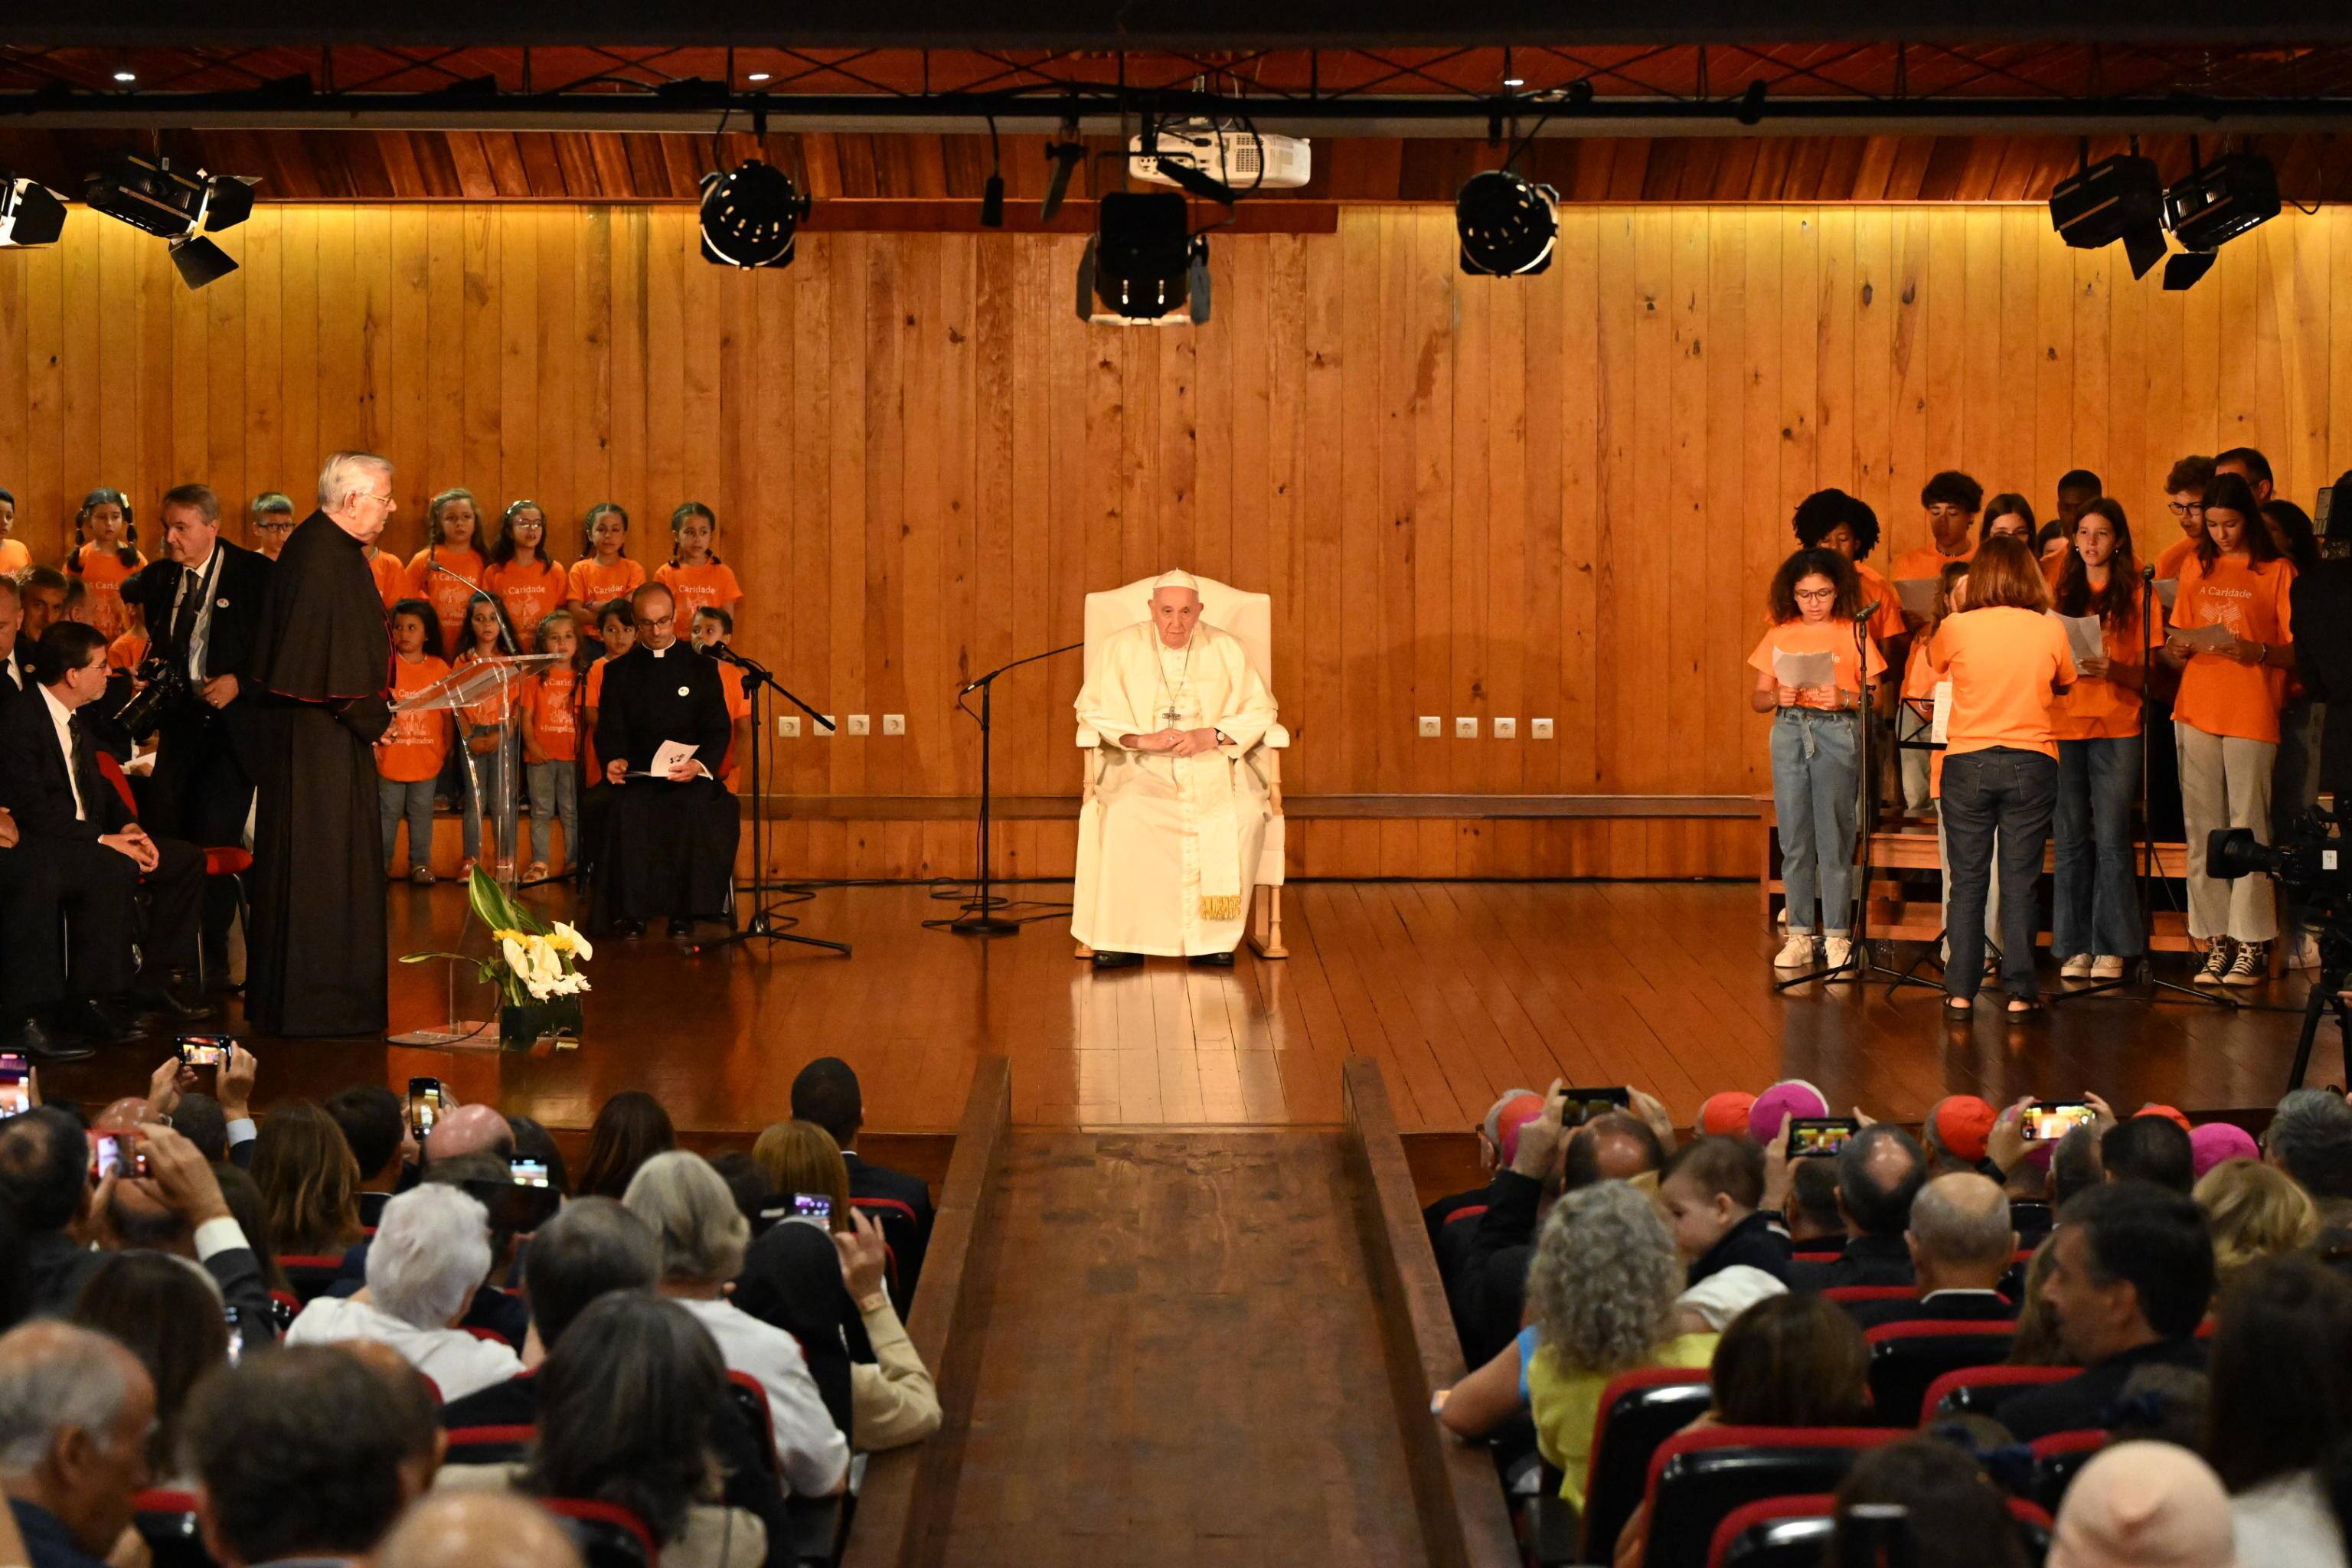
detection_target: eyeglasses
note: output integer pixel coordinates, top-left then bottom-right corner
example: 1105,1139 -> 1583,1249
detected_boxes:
1793,588 -> 1838,603
253,520 -> 294,532
2167,501 -> 2206,518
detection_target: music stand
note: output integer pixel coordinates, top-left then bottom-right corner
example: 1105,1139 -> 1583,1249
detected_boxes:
386,652 -> 559,1048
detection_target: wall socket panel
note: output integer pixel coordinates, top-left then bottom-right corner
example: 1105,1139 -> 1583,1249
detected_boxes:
1417,716 -> 1442,738
1493,717 -> 1517,739
844,714 -> 871,736
777,716 -> 802,738
881,714 -> 906,736
1530,717 -> 1556,740
815,715 -> 835,737
1454,717 -> 1478,739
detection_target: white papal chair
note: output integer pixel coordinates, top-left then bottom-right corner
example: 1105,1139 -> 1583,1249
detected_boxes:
1075,573 -> 1292,959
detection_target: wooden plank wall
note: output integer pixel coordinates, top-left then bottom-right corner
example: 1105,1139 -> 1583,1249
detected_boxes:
0,201 -> 2343,880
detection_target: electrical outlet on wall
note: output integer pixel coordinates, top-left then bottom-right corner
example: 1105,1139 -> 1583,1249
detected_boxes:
1493,717 -> 1517,739
845,714 -> 871,737
815,716 -> 835,737
1531,718 -> 1555,740
881,714 -> 906,736
1417,717 -> 1442,739
1454,717 -> 1478,740
777,716 -> 802,738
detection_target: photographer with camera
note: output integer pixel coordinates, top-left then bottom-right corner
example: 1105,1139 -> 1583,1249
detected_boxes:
128,483 -> 273,988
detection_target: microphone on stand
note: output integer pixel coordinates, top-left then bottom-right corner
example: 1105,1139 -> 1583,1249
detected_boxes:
1854,600 -> 1881,623
427,558 -> 518,655
706,642 -> 834,731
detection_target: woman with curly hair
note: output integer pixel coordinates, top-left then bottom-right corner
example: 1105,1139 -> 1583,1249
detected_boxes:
2196,1158 -> 2318,1290
1436,1182 -> 1714,1508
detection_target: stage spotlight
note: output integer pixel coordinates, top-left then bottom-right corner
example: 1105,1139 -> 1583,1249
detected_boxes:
2163,251 -> 2218,292
1076,190 -> 1208,326
697,160 -> 811,270
2050,151 -> 2167,280
1736,80 -> 1769,126
0,177 -> 67,248
83,152 -> 253,287
1455,168 -> 1559,277
169,235 -> 239,289
2164,151 -> 2281,253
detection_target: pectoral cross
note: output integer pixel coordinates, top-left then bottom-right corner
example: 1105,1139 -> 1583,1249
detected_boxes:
1163,705 -> 1184,726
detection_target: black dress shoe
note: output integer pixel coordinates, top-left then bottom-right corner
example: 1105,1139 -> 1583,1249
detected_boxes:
0,1016 -> 96,1063
52,1000 -> 148,1047
126,985 -> 218,1024
667,917 -> 694,938
614,920 -> 646,940
1188,951 -> 1236,969
1089,951 -> 1143,969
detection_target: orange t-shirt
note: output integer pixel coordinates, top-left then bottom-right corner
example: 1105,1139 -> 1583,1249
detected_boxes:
1850,560 -> 1906,647
451,647 -> 521,737
2052,599 -> 2165,742
582,655 -> 612,776
2154,536 -> 2201,581
1926,605 -> 2077,761
71,542 -> 144,640
567,556 -> 645,615
2171,554 -> 2295,743
0,539 -> 29,576
1889,543 -> 1976,591
655,560 -> 744,623
520,666 -> 581,764
1746,619 -> 1886,711
377,654 -> 453,783
407,546 -> 488,656
107,631 -> 149,672
485,558 -> 568,652
368,550 -> 409,610
711,658 -> 752,789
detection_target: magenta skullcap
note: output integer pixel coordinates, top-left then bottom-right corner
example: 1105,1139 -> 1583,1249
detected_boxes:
2188,1122 -> 2259,1181
1748,1080 -> 1830,1145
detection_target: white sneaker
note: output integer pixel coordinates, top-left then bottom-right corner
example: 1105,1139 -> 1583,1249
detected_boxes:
1774,933 -> 1818,969
2090,956 -> 2127,979
2224,942 -> 2268,988
1822,937 -> 1855,980
2060,955 -> 2094,979
2195,942 -> 2235,987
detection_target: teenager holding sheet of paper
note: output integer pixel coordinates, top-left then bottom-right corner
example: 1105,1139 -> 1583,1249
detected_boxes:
2049,501 -> 2163,981
2160,472 -> 2296,987
1749,548 -> 1884,975
1927,535 -> 2076,1016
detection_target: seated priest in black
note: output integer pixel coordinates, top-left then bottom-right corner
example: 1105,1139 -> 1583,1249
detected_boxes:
590,583 -> 738,939
0,622 -> 211,1058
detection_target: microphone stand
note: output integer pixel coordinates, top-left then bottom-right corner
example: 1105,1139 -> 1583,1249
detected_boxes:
946,642 -> 1083,936
694,645 -> 849,956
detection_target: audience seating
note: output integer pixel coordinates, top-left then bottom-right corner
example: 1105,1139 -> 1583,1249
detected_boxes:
1707,1491 -> 2054,1568
1864,1321 -> 2017,1426
727,1369 -> 779,1479
445,1423 -> 537,1465
277,1254 -> 349,1303
1639,1426 -> 1906,1568
1576,1367 -> 1715,1561
130,1488 -> 216,1568
541,1498 -> 660,1568
1440,1204 -> 1488,1227
2026,1429 -> 2110,1514
1919,1364 -> 2075,1425
1821,1285 -> 1915,1305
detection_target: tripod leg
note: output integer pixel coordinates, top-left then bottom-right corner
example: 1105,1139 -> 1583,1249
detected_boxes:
2287,978 -> 2334,1096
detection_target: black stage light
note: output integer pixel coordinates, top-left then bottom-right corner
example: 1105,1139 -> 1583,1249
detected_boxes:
1456,168 -> 1559,277
697,160 -> 811,270
1076,190 -> 1208,325
1736,80 -> 1769,127
2050,152 -> 2166,279
2163,251 -> 2218,292
0,177 -> 67,247
204,175 -> 255,233
2165,152 -> 2281,253
83,152 -> 252,286
169,235 -> 238,289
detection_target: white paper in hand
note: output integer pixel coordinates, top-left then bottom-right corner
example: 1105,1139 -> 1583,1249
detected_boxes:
1772,648 -> 1837,691
1894,577 -> 1940,619
1930,681 -> 1953,746
2053,612 -> 2106,667
2169,622 -> 2236,654
635,740 -> 701,778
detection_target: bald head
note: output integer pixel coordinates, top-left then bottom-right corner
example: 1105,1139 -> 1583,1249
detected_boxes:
424,1103 -> 512,1165
1906,1171 -> 2018,1292
377,1492 -> 584,1568
92,1097 -> 153,1133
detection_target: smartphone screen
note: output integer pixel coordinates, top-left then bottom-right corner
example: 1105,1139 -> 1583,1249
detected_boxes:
178,1035 -> 230,1068
407,1077 -> 444,1136
0,1060 -> 26,1119
1788,1117 -> 1860,1158
1560,1086 -> 1632,1125
2022,1102 -> 2098,1142
509,1157 -> 550,1188
88,1133 -> 146,1182
791,1193 -> 833,1227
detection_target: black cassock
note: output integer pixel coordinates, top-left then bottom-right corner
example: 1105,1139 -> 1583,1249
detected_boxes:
244,512 -> 392,1037
590,642 -> 738,929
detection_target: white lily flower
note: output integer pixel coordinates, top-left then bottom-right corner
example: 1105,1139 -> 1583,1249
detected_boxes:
551,922 -> 595,964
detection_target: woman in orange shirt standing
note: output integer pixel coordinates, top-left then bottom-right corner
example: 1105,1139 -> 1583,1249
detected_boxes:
2049,501 -> 2163,981
484,498 -> 568,653
567,502 -> 645,630
519,609 -> 588,883
1926,535 -> 2076,1014
1748,547 -> 1885,975
66,487 -> 144,641
407,488 -> 490,660
2161,472 -> 2297,986
376,600 -> 452,885
654,502 -> 746,626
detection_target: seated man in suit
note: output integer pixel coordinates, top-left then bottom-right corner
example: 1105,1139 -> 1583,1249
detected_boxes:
0,622 -> 209,1056
1787,1125 -> 1928,1292
792,1055 -> 935,1301
0,577 -> 28,703
1845,1171 -> 2023,1330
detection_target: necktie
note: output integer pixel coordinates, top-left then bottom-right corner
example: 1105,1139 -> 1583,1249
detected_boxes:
65,710 -> 91,821
171,561 -> 201,666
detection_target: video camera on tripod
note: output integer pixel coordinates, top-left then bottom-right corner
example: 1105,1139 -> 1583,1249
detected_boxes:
2210,798 -> 2352,1091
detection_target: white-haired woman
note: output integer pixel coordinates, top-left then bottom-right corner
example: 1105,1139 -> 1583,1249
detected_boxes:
1436,1181 -> 1717,1509
623,1151 -> 850,1498
284,1184 -> 521,1402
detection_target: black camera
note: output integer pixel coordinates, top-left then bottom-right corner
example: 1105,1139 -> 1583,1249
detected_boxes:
2209,799 -> 2352,918
114,656 -> 194,740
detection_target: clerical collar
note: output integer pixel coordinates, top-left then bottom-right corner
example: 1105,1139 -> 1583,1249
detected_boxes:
648,644 -> 670,658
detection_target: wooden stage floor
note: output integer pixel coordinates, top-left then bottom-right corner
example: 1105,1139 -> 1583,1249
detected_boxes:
41,880 -> 2343,1136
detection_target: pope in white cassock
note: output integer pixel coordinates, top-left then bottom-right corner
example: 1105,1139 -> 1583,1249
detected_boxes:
1072,571 -> 1281,968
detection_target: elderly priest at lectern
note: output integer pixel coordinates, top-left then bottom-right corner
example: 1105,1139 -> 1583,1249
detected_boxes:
1072,570 -> 1280,969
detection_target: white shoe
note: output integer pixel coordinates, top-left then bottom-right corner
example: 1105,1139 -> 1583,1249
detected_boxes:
2195,942 -> 2234,987
2060,954 -> 2094,979
2292,933 -> 2322,971
1822,937 -> 1854,979
2224,942 -> 2268,988
1774,933 -> 1818,969
2090,956 -> 2127,979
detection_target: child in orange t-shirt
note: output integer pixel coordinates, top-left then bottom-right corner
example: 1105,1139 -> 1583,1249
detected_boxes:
1748,547 -> 1885,975
409,489 -> 490,660
568,502 -> 646,632
377,599 -> 452,884
107,603 -> 149,673
367,545 -> 407,609
2049,501 -> 2164,978
67,488 -> 145,641
655,502 -> 746,626
520,609 -> 588,880
2159,474 -> 2296,984
580,598 -> 638,782
450,593 -> 521,877
0,486 -> 27,577
691,606 -> 754,790
485,499 -> 569,652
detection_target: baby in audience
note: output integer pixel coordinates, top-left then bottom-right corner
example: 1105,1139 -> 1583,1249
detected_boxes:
1658,1135 -> 1792,1332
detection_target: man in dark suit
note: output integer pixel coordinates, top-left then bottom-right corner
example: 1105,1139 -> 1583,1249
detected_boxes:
129,483 -> 272,985
1787,1125 -> 1928,1292
0,577 -> 29,704
0,622 -> 207,1054
792,1056 -> 936,1301
1846,1171 -> 2024,1330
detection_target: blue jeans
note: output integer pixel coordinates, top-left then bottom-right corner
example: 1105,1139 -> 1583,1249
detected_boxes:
1770,707 -> 1860,936
2053,736 -> 2144,960
460,732 -> 520,866
377,777 -> 436,874
527,760 -> 580,867
1942,746 -> 2058,1001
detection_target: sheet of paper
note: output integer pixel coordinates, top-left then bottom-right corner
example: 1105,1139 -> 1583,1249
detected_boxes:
633,740 -> 701,777
1772,649 -> 1836,691
2053,612 -> 2106,666
2154,577 -> 2179,612
1893,577 -> 1939,619
1929,681 -> 1952,746
2167,622 -> 2236,653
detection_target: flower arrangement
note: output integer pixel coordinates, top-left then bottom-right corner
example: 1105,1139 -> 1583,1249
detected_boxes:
401,867 -> 590,1050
